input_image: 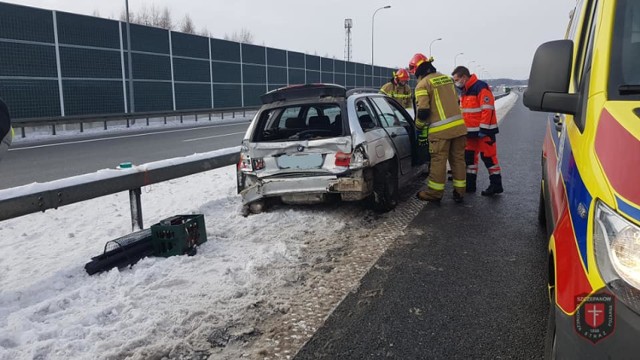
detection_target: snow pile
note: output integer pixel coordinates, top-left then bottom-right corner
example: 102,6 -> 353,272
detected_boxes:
0,166 -> 357,359
496,92 -> 519,123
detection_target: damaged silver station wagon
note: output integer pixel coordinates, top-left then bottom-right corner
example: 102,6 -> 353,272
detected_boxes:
237,84 -> 429,214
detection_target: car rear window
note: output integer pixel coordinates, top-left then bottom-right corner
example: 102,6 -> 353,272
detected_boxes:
253,103 -> 344,142
609,0 -> 640,100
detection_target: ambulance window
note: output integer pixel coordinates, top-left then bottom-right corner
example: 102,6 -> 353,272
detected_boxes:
572,0 -> 597,90
574,0 -> 599,131
609,0 -> 640,101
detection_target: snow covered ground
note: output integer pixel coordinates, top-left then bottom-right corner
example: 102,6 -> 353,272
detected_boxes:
0,93 -> 519,360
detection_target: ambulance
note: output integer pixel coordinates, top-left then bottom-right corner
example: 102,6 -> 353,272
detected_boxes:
524,0 -> 640,357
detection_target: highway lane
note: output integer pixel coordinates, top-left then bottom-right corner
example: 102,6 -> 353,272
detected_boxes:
0,121 -> 251,190
296,93 -> 551,359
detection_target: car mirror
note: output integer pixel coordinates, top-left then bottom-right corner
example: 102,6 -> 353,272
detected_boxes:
523,40 -> 578,115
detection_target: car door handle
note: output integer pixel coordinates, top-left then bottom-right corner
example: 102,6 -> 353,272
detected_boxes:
390,133 -> 397,138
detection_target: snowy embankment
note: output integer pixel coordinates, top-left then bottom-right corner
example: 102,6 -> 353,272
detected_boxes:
0,92 -> 519,360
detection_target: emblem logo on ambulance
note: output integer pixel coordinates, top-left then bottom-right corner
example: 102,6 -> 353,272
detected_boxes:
574,292 -> 615,344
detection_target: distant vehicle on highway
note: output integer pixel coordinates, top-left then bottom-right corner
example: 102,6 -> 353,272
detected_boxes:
236,84 -> 428,214
525,0 -> 640,357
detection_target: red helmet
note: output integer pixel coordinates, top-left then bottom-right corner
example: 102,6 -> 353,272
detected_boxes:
394,68 -> 410,82
408,53 -> 431,74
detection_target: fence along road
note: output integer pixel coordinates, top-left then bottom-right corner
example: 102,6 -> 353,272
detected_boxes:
0,2 -> 400,121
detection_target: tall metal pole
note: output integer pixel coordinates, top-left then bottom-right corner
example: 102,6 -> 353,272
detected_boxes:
371,5 -> 391,84
429,38 -> 442,57
125,0 -> 135,113
454,52 -> 464,67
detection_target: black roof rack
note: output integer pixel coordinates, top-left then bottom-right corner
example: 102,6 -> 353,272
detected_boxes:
260,84 -> 346,104
345,88 -> 381,97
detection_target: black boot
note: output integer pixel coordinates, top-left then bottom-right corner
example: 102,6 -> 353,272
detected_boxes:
481,174 -> 504,196
466,173 -> 477,193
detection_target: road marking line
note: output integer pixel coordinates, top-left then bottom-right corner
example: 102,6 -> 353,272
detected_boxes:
183,131 -> 246,142
10,122 -> 249,151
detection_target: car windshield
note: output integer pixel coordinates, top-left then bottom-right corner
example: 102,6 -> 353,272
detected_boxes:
609,0 -> 640,100
253,103 -> 344,142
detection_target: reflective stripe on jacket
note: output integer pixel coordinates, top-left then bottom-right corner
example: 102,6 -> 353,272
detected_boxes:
460,74 -> 498,137
414,72 -> 467,140
380,82 -> 413,109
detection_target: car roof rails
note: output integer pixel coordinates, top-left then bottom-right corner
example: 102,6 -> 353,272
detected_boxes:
345,88 -> 381,97
260,84 -> 346,104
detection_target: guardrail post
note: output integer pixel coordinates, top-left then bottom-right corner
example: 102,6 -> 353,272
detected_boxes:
180,114 -> 183,123
21,127 -> 25,138
208,113 -> 211,121
221,112 -> 224,120
52,124 -> 56,135
126,119 -> 130,128
129,188 -> 143,231
232,111 -> 235,119
80,122 -> 84,133
164,116 -> 167,125
146,117 -> 149,126
104,121 -> 108,130
195,114 -> 198,122
243,110 -> 246,117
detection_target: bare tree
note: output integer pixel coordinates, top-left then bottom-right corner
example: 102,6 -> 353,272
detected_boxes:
180,14 -> 196,34
92,9 -> 101,18
199,27 -> 211,37
223,28 -> 254,44
118,5 -> 174,30
158,7 -> 173,30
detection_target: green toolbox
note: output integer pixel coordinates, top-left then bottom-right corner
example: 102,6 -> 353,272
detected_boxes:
151,214 -> 207,257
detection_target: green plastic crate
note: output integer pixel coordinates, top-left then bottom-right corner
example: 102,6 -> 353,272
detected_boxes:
151,214 -> 207,257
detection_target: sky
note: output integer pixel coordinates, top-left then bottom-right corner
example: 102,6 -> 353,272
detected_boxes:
3,0 -> 576,79
0,95 -> 518,359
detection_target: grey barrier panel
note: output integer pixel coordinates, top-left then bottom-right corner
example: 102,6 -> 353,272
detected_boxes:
0,2 -> 405,120
0,150 -> 241,222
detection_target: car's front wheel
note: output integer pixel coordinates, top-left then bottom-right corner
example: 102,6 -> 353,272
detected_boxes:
372,161 -> 399,212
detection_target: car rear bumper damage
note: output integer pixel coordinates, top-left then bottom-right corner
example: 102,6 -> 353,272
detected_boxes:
239,171 -> 371,205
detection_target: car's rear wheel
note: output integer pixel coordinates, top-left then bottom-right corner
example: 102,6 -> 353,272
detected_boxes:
372,161 -> 398,212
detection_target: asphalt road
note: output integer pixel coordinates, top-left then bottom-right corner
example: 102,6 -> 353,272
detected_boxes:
295,94 -> 551,359
0,121 -> 251,190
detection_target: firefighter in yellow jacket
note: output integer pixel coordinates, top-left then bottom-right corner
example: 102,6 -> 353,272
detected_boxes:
408,54 -> 467,202
379,68 -> 412,109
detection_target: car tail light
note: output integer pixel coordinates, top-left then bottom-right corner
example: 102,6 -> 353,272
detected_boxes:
335,152 -> 351,167
238,152 -> 253,172
252,158 -> 265,171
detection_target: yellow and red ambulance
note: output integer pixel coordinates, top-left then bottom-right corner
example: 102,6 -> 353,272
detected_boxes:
524,0 -> 640,357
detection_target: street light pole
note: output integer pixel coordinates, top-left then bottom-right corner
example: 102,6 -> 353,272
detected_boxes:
372,5 -> 391,86
454,52 -> 464,67
125,0 -> 135,113
429,38 -> 442,57
468,60 -> 477,73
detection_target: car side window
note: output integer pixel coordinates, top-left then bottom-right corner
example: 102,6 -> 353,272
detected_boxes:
369,97 -> 402,128
355,99 -> 379,131
383,98 -> 412,127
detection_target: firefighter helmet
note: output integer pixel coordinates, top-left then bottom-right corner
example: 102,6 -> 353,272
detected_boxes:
394,68 -> 410,82
408,53 -> 434,74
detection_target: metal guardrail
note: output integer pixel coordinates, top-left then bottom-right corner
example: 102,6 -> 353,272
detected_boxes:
1,92 -> 514,227
0,147 -> 241,229
13,106 -> 260,138
494,92 -> 511,100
